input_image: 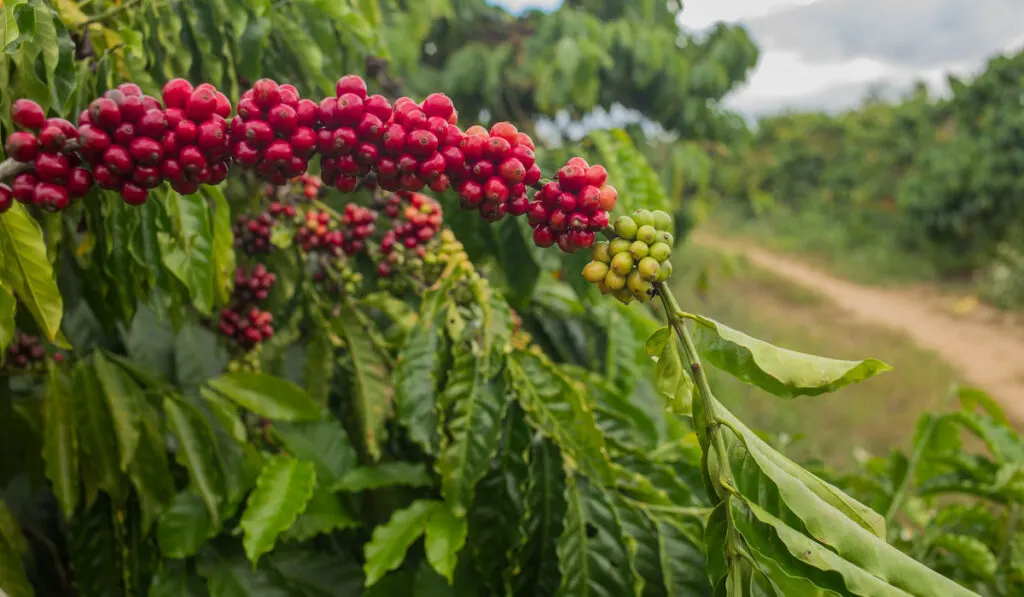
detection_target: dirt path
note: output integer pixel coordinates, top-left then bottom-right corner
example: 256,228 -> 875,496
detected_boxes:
693,232 -> 1024,421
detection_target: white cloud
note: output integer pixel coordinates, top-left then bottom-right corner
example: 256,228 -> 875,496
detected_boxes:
488,0 -> 562,13
679,0 -> 822,30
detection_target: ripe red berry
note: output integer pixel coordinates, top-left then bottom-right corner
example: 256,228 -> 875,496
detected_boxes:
132,165 -> 162,188
296,99 -> 318,127
549,209 -> 568,231
175,119 -> 198,144
585,165 -> 608,187
34,152 -> 70,182
92,165 -> 121,190
557,164 -> 586,192
490,122 -> 518,143
196,120 -> 226,152
277,85 -> 299,107
264,139 -> 293,164
524,163 -> 541,186
34,182 -> 70,211
11,99 -> 45,130
162,131 -> 181,155
162,79 -> 194,109
118,83 -> 143,97
364,95 -> 393,121
206,161 -> 229,184
407,130 -> 438,156
129,136 -> 163,166
103,145 -> 134,175
335,75 -> 367,100
577,186 -> 601,213
330,127 -> 358,156
11,173 -> 37,203
118,94 -> 146,123
598,185 -> 618,211
354,142 -> 378,165
418,153 -> 446,182
237,98 -> 261,122
120,182 -> 148,205
483,177 -> 509,205
472,160 -> 495,182
458,180 -> 484,208
356,113 -> 384,141
485,137 -> 511,161
113,122 -> 136,146
336,93 -> 364,125
251,79 -> 280,110
179,145 -> 207,173
244,120 -> 274,147
215,92 -> 232,118
440,145 -> 465,173
508,194 -> 529,216
533,225 -> 555,247
186,87 -> 218,121
77,124 -> 112,153
4,131 -> 39,162
498,157 -> 526,184
161,158 -> 185,181
136,109 -> 169,138
289,127 -> 317,158
90,98 -> 122,130
0,184 -> 12,213
422,93 -> 455,119
38,126 -> 68,152
67,168 -> 93,197
527,201 -> 548,227
267,103 -> 298,135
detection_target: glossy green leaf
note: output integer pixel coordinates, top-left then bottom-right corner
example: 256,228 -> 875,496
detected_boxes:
0,203 -> 63,342
693,315 -> 891,398
425,503 -> 469,583
932,534 -> 997,580
604,305 -> 641,396
205,186 -> 235,306
160,190 -> 215,315
394,282 -> 448,454
71,361 -> 123,502
93,352 -> 142,471
285,487 -> 359,542
128,397 -> 175,530
364,499 -> 441,587
334,462 -> 434,492
165,395 -> 226,526
207,371 -> 321,421
198,547 -> 291,597
157,490 -> 215,559
239,455 -> 317,565
437,338 -> 508,517
509,438 -> 565,597
470,277 -> 513,376
0,282 -> 15,355
0,529 -> 34,597
43,366 -> 78,518
273,419 -> 358,486
333,302 -> 393,460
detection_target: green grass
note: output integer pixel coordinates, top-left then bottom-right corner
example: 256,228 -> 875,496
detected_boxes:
670,243 -> 959,468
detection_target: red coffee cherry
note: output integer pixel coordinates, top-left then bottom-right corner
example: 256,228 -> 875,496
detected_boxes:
4,131 -> 39,162
11,99 -> 46,130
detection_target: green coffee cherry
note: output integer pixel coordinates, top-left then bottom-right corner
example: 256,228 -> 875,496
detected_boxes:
610,252 -> 635,276
592,241 -> 611,263
629,240 -> 649,261
614,216 -> 638,240
652,210 -> 673,232
637,257 -> 660,282
649,242 -> 671,262
627,269 -> 652,299
583,261 -> 610,283
656,260 -> 673,282
631,209 -> 655,228
636,225 -> 657,245
609,238 -> 631,255
605,270 -> 627,291
656,231 -> 674,245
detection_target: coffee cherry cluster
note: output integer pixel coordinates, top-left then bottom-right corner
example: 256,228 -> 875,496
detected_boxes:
375,93 -> 460,194
231,79 -> 315,185
375,192 -> 442,278
296,210 -> 344,256
4,331 -> 47,370
231,263 -> 277,304
156,79 -> 232,196
318,75 -> 394,192
233,212 -> 275,256
454,122 -> 540,222
583,209 -> 674,304
217,264 -> 276,351
5,99 -> 90,211
340,203 -> 377,255
528,157 -> 616,253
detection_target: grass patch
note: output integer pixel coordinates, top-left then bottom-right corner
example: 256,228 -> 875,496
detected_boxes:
670,243 -> 959,468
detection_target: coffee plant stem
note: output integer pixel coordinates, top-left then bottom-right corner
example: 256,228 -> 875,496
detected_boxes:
0,157 -> 33,181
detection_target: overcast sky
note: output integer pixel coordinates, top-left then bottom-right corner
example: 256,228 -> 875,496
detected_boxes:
495,0 -> 1024,116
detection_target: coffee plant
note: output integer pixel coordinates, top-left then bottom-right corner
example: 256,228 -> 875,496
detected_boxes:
0,1 -> 1017,597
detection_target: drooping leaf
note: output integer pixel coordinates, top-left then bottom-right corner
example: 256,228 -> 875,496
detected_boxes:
425,503 -> 469,583
164,395 -> 226,526
394,282 -> 449,454
239,455 -> 317,565
0,282 -> 16,355
128,397 -> 175,530
647,327 -> 694,416
0,203 -> 64,341
93,352 -> 142,471
72,360 -> 123,505
509,438 -> 565,597
43,366 -> 78,518
333,301 -> 393,460
364,499 -> 441,587
334,462 -> 434,492
437,338 -> 508,517
157,491 -> 215,559
273,419 -> 358,486
284,487 -> 360,542
266,548 -> 365,596
932,534 -> 997,580
197,546 -> 291,597
692,315 -> 891,398
207,371 -> 321,421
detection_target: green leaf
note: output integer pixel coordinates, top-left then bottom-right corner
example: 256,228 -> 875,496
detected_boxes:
266,548 -> 365,596
273,419 -> 358,486
165,395 -> 226,526
160,190 -> 215,315
364,499 -> 441,587
198,547 -> 290,597
496,216 -> 542,307
437,338 -> 508,517
334,462 -> 434,492
128,397 -> 175,530
205,186 -> 235,306
93,352 -> 142,471
932,534 -> 997,580
72,361 -> 123,503
470,278 -> 513,376
149,560 -> 210,597
604,305 -> 641,396
654,512 -> 712,596
0,282 -> 15,355
556,473 -> 636,597
956,387 -> 1009,426
239,455 -> 317,565
303,329 -> 334,406
692,315 -> 891,398
333,302 -> 393,460
648,327 -> 695,416
509,438 -> 565,597
207,372 -> 321,421
285,487 -> 359,542
425,504 -> 468,584
157,491 -> 214,559
394,282 -> 448,454
0,501 -> 33,597
43,366 -> 78,518
0,203 -> 64,342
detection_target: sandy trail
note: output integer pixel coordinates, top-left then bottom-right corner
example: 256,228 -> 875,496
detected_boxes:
693,233 -> 1024,422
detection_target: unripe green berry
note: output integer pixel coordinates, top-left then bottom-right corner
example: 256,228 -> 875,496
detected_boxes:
605,270 -> 627,291
614,216 -> 638,240
582,261 -> 610,283
637,257 -> 660,282
614,288 -> 634,305
649,242 -> 672,262
629,240 -> 649,261
609,238 -> 631,255
592,241 -> 611,264
631,209 -> 654,228
627,269 -> 652,299
656,230 -> 674,245
656,260 -> 673,282
636,225 -> 657,245
610,252 -> 635,276
652,210 -> 673,232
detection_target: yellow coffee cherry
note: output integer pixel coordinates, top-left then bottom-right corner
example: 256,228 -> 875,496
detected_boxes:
655,230 -> 674,245
636,225 -> 657,245
609,238 -> 632,255
637,257 -> 660,282
604,270 -> 627,291
610,252 -> 635,276
614,216 -> 638,240
627,269 -> 653,299
629,240 -> 649,261
591,241 -> 611,263
652,210 -> 673,231
649,242 -> 671,262
656,260 -> 673,282
582,261 -> 610,283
